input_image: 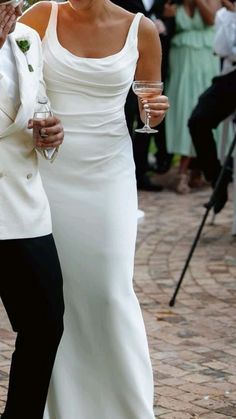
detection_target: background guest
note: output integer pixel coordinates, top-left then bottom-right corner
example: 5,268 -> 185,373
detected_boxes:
112,0 -> 175,191
188,0 -> 236,214
165,0 -> 221,194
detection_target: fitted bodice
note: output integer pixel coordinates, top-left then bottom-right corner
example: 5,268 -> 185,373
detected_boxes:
176,6 -> 206,31
171,5 -> 215,49
42,3 -> 142,141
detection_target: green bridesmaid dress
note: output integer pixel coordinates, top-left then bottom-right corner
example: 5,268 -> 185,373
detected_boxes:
166,6 -> 219,157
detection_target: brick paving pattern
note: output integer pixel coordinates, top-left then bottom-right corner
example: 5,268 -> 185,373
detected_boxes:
1,177 -> 236,418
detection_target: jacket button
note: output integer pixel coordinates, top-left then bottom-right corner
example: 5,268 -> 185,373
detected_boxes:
27,173 -> 33,179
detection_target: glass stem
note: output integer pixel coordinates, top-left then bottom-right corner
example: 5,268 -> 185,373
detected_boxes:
144,110 -> 151,129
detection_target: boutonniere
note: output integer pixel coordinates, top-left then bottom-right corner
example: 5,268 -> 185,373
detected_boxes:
16,38 -> 34,72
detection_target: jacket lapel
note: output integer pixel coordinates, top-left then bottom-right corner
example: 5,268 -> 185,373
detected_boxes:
0,75 -> 17,122
150,0 -> 165,17
138,0 -> 146,13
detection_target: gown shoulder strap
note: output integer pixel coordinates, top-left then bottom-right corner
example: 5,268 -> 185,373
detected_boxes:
126,12 -> 144,46
43,1 -> 58,42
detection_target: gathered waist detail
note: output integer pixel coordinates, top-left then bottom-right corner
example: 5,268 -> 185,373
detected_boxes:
171,29 -> 215,49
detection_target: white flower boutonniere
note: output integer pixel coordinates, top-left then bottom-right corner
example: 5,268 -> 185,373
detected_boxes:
16,38 -> 34,72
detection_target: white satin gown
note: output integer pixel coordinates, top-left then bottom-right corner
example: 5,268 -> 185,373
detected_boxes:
40,3 -> 155,418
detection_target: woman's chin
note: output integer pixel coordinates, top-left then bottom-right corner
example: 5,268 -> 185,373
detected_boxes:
69,0 -> 94,11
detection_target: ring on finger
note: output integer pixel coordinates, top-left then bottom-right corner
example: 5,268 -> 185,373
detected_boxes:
39,128 -> 48,138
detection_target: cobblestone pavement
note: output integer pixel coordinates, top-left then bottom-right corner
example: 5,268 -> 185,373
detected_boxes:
1,174 -> 236,418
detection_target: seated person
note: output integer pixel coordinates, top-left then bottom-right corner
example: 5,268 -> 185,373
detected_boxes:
188,0 -> 236,214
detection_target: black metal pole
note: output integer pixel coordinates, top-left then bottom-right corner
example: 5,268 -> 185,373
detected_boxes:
169,132 -> 236,307
169,207 -> 210,307
205,133 -> 236,210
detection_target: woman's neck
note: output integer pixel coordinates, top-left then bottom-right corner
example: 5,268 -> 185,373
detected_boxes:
65,0 -> 111,22
183,0 -> 196,17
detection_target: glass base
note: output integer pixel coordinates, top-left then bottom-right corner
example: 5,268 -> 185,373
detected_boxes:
135,127 -> 158,134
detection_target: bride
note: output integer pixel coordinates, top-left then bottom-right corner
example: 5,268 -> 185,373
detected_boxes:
20,1 -> 169,418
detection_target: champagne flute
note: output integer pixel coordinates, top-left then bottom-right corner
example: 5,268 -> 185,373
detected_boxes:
132,81 -> 163,134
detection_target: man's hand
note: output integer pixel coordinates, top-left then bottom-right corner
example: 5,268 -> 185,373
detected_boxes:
221,0 -> 235,11
28,116 -> 64,149
0,5 -> 17,49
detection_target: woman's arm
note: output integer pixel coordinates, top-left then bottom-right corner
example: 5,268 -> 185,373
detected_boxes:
19,1 -> 51,40
195,0 -> 221,25
135,17 -> 169,127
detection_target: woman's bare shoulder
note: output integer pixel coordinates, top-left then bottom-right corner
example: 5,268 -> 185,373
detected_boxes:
109,2 -> 136,24
19,0 -> 54,39
112,4 -> 149,32
138,15 -> 158,38
109,4 -> 158,49
138,14 -> 159,49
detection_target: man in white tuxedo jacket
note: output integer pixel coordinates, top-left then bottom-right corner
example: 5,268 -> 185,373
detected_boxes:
0,1 -> 65,418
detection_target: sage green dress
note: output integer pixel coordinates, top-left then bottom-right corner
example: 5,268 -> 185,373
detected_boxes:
166,6 -> 219,157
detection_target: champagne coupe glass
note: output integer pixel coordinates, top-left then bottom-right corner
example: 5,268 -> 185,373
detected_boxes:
132,81 -> 163,134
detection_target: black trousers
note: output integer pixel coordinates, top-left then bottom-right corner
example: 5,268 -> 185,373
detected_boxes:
0,234 -> 64,419
188,69 -> 236,183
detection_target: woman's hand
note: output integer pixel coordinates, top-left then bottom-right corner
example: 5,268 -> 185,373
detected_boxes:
28,116 -> 64,149
140,95 -> 170,127
0,5 -> 17,49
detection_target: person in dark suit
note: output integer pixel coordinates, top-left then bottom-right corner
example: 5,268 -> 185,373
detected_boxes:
112,0 -> 175,191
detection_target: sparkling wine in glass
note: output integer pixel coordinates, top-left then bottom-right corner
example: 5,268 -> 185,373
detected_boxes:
132,81 -> 163,134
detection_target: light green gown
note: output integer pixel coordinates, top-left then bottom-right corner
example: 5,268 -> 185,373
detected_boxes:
166,6 -> 220,157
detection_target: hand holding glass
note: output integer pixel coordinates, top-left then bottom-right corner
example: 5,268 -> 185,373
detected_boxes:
33,97 -> 58,162
132,81 -> 163,134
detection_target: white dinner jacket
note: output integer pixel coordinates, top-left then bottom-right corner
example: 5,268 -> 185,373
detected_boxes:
0,22 -> 52,240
